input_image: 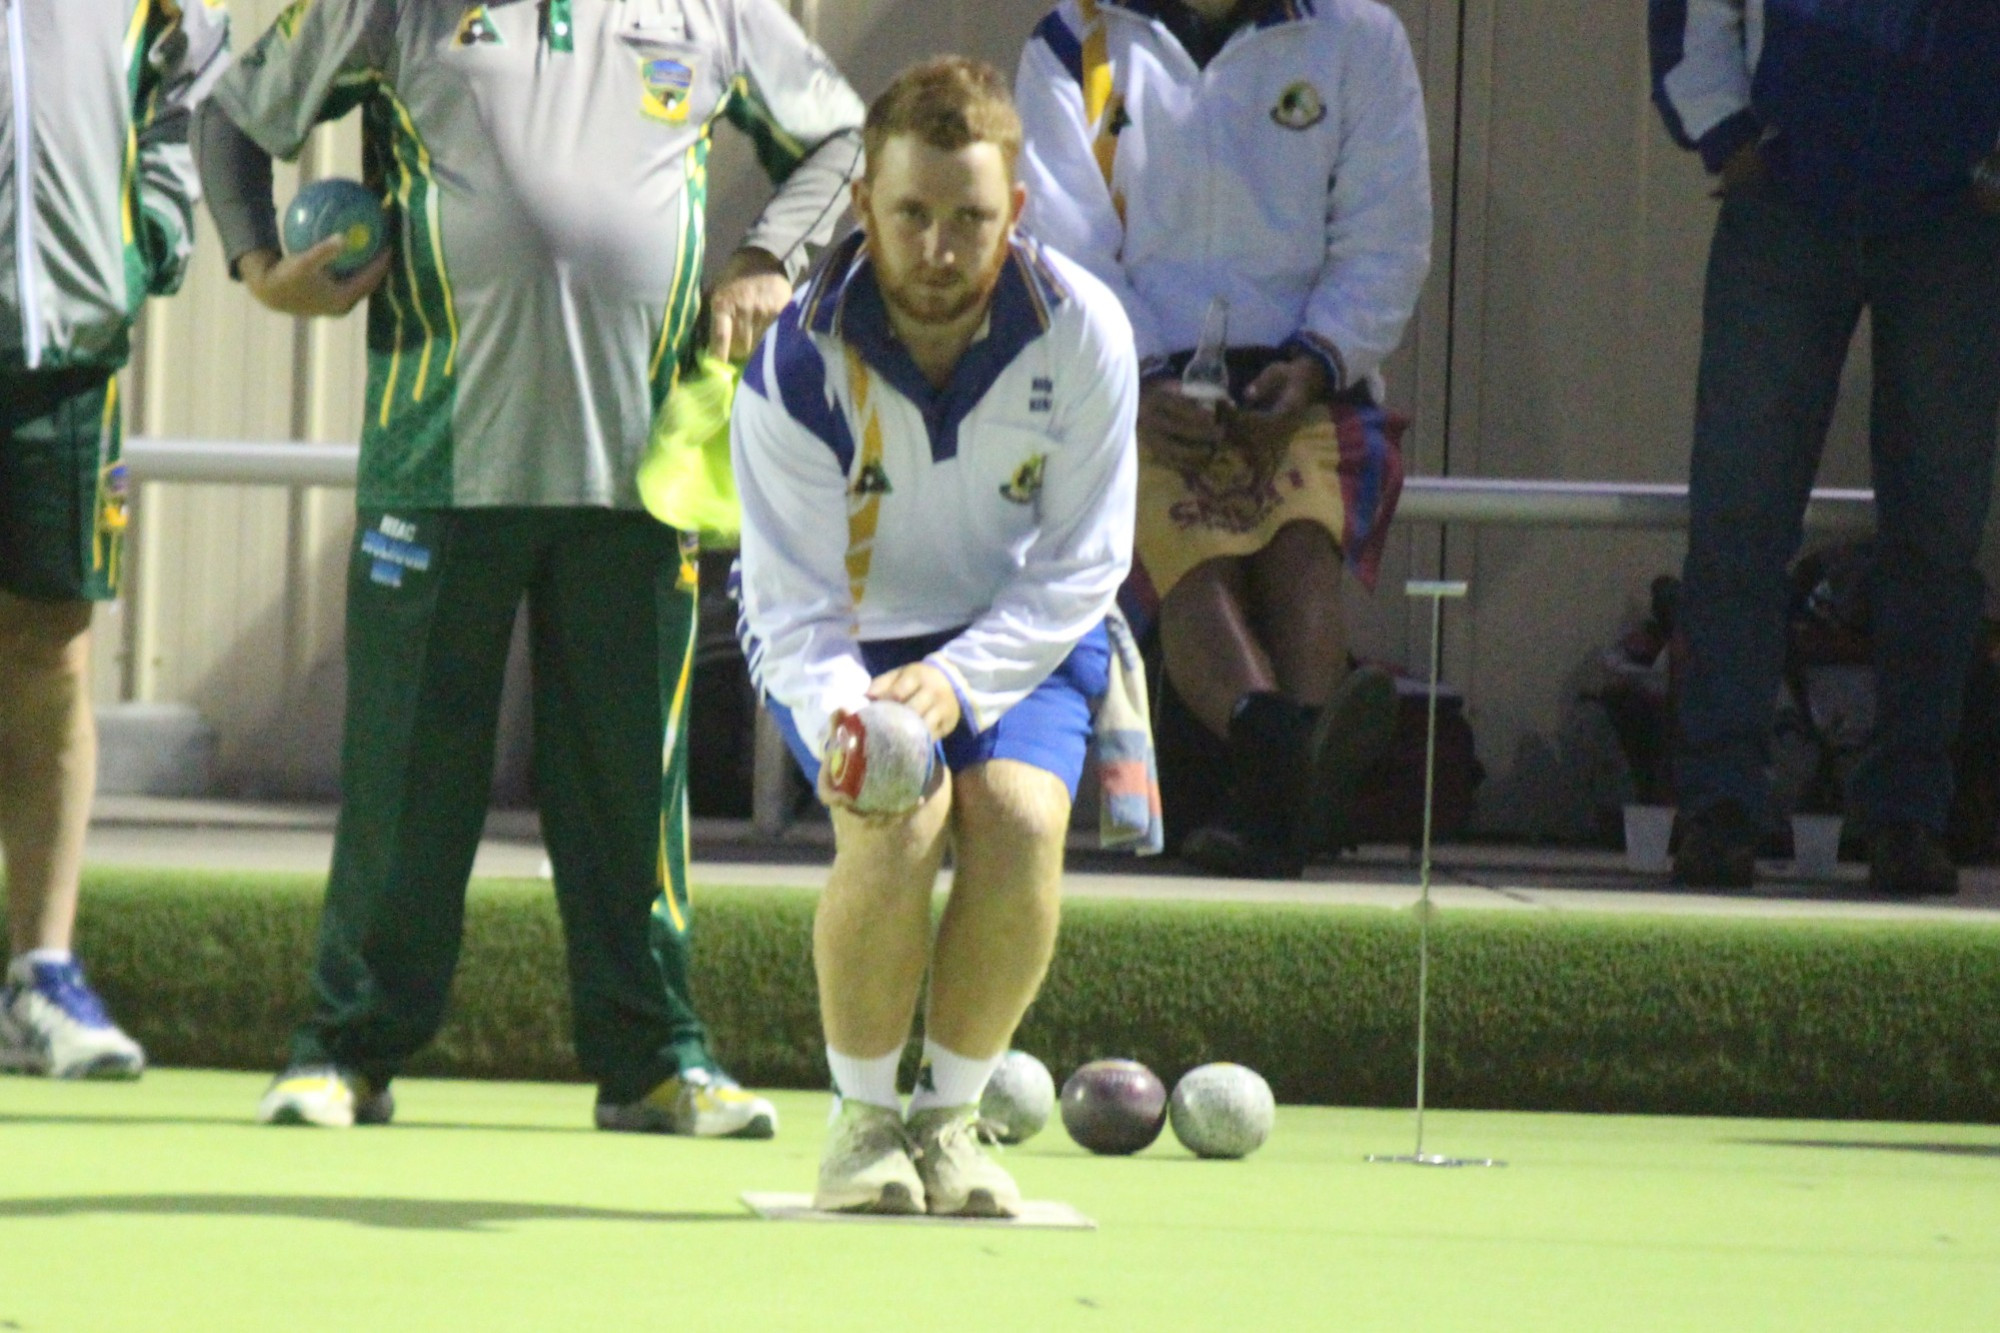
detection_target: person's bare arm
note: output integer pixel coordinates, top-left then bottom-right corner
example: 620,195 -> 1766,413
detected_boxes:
236,241 -> 390,317
867,662 -> 962,741
1226,355 -> 1331,462
707,247 -> 792,362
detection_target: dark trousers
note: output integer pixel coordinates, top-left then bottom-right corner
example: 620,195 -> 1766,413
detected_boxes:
1675,184 -> 2000,831
293,507 -> 709,1102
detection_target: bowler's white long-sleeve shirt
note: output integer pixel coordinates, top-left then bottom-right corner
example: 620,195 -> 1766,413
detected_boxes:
732,231 -> 1138,753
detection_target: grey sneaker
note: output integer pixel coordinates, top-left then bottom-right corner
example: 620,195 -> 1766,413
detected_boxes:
908,1103 -> 1021,1218
814,1098 -> 925,1215
594,1067 -> 777,1139
256,1064 -> 395,1128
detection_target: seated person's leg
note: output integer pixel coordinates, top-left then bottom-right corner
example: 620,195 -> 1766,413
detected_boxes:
1162,553 -> 1305,878
1250,521 -> 1397,858
1249,520 -> 1345,708
1166,522 -> 1395,877
1161,553 -> 1269,739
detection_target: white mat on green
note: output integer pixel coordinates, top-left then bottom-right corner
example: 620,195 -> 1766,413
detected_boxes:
741,1192 -> 1095,1229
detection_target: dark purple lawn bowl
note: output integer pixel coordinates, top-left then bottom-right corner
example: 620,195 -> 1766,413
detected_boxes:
1060,1058 -> 1168,1156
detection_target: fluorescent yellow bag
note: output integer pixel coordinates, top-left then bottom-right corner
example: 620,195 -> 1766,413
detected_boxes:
638,352 -> 743,539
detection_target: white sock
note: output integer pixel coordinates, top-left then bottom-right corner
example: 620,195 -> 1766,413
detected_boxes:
826,1047 -> 902,1112
8,949 -> 72,982
907,1039 -> 1001,1115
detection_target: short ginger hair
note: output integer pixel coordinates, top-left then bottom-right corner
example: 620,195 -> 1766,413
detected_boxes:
863,57 -> 1023,178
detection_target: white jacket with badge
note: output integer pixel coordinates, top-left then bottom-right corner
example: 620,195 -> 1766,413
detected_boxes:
732,231 -> 1138,754
1015,0 -> 1430,392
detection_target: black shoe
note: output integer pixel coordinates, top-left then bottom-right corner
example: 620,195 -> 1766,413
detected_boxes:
1300,666 -> 1399,858
1179,692 -> 1309,880
1181,824 -> 1305,879
1673,801 -> 1758,888
1867,823 -> 1958,898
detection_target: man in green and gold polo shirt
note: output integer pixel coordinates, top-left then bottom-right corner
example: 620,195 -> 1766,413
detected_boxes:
196,0 -> 864,1133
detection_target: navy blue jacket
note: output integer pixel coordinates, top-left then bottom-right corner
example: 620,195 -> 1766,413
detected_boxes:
1651,0 -> 2000,230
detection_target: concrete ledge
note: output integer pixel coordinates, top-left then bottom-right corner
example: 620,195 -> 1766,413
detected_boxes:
94,704 -> 217,798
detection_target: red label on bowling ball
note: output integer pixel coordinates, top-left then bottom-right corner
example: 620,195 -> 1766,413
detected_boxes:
824,710 -> 869,802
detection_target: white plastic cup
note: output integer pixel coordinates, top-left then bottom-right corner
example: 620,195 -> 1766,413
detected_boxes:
1790,813 -> 1843,878
1622,803 -> 1677,873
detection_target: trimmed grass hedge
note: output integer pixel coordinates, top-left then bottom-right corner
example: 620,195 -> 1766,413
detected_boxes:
70,867 -> 2000,1122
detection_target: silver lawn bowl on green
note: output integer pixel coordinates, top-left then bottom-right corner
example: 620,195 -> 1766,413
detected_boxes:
979,1049 -> 1056,1144
1168,1062 -> 1275,1159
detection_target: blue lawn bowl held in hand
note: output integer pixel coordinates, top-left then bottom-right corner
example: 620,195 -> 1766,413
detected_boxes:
282,178 -> 386,278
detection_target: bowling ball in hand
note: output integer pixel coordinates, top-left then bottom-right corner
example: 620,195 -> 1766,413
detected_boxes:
282,178 -> 387,278
823,700 -> 938,815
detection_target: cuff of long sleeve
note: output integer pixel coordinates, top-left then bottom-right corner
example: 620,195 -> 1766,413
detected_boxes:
737,227 -> 818,285
923,653 -> 981,737
224,226 -> 283,282
1281,332 -> 1348,396
1697,109 -> 1763,176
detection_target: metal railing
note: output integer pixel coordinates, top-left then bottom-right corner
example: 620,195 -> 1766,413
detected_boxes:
124,437 -> 1881,532
123,436 -> 1880,834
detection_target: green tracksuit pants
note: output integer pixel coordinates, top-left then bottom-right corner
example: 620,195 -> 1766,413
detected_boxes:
292,507 -> 709,1103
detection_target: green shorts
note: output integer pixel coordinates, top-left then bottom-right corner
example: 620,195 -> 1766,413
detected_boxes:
0,369 -> 126,602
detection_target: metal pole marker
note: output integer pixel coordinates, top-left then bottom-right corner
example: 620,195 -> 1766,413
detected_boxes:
1367,580 -> 1504,1169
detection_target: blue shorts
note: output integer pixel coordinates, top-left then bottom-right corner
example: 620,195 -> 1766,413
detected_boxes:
770,622 -> 1110,799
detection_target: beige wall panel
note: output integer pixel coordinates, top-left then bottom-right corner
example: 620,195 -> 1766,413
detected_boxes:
1446,2 -> 1874,835
270,114 -> 372,799
1353,0 -> 1458,670
127,187 -> 300,787
123,64 -> 370,794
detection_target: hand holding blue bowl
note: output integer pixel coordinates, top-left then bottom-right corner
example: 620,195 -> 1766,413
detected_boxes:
282,178 -> 387,279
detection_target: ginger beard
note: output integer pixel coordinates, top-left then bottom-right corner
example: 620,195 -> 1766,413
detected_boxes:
857,135 -> 1022,331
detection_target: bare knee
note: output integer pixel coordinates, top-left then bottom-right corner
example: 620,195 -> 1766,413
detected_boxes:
1257,520 -> 1341,580
827,785 -> 953,905
0,594 -> 92,679
1161,557 -> 1247,637
951,762 -> 1070,885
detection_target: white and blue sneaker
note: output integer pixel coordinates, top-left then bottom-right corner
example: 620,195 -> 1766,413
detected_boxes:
0,956 -> 146,1080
